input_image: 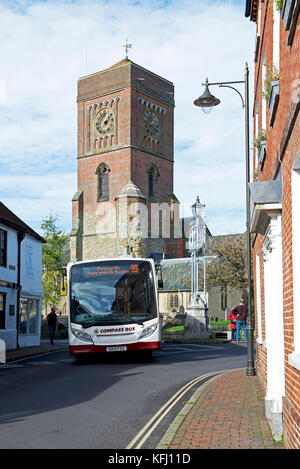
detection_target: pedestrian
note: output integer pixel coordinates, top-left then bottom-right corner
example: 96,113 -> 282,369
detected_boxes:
231,298 -> 248,343
228,309 -> 237,342
47,307 -> 58,345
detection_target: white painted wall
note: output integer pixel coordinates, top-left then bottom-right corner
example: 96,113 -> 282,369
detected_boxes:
0,224 -> 43,350
290,168 -> 300,370
263,213 -> 285,439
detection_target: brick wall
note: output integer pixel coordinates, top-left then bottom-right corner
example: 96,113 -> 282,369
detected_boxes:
71,58 -> 183,262
249,0 -> 300,448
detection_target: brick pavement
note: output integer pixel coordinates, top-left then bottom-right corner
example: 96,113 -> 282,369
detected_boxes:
158,370 -> 286,450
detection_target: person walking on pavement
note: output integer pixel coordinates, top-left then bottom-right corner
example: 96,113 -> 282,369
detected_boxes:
228,309 -> 237,342
47,307 -> 58,345
231,298 -> 248,343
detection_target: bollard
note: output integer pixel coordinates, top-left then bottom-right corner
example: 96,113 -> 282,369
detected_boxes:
0,339 -> 6,364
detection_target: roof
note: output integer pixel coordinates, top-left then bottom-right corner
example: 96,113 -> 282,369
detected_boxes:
160,258 -> 192,292
0,201 -> 45,243
249,179 -> 282,205
116,181 -> 146,199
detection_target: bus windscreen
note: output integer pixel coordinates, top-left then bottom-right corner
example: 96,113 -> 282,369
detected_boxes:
70,260 -> 157,328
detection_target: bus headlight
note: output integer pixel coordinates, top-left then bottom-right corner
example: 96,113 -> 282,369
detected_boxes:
71,328 -> 93,343
141,325 -> 157,338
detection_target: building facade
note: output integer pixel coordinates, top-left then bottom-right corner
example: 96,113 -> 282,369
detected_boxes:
0,202 -> 44,351
70,58 -> 183,262
245,0 -> 300,447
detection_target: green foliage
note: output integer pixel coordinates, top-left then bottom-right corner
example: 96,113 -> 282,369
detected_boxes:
41,214 -> 68,311
276,0 -> 283,10
206,234 -> 248,290
263,64 -> 279,101
164,325 -> 184,332
254,129 -> 267,150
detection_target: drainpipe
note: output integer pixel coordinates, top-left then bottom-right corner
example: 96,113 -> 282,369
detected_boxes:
16,231 -> 25,349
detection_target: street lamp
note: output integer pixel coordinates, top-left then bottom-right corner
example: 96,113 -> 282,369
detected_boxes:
194,64 -> 255,376
194,78 -> 220,114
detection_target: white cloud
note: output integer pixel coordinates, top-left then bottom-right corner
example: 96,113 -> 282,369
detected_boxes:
0,0 -> 255,236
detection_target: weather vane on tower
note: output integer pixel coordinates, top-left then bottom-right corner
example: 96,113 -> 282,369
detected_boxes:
123,39 -> 132,59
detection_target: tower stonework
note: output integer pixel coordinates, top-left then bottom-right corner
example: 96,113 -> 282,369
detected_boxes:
70,59 -> 182,261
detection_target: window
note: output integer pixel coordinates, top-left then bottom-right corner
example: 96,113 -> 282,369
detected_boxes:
96,163 -> 110,202
221,285 -> 227,310
169,294 -> 174,308
19,298 -> 39,335
0,293 -> 6,329
174,294 -> 179,308
262,46 -> 267,131
273,2 -> 280,71
0,229 -> 7,267
148,171 -> 154,198
147,165 -> 159,201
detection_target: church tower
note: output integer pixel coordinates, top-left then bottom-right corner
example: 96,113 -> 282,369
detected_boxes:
70,58 -> 182,261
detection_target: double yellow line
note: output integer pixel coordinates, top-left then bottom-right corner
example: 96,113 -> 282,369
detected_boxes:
126,370 -> 223,449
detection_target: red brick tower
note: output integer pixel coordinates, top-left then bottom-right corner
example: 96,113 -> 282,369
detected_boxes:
70,59 -> 181,261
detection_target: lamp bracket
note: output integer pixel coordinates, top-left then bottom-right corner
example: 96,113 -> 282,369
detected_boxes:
201,79 -> 245,109
219,84 -> 245,108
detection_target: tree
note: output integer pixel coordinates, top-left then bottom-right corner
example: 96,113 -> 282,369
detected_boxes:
41,214 -> 68,314
206,233 -> 248,291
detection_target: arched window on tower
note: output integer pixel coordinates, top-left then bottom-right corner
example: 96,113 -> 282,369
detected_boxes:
147,165 -> 159,201
95,162 -> 110,202
148,170 -> 154,198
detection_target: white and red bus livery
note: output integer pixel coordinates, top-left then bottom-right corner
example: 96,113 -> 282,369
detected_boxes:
67,258 -> 161,356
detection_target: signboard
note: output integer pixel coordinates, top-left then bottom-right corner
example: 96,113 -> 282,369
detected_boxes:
60,279 -> 67,296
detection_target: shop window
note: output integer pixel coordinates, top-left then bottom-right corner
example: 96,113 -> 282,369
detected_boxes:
19,298 -> 39,335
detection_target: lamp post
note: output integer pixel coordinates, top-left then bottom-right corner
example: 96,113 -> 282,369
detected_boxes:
194,64 -> 255,376
189,196 -> 206,306
184,196 -> 209,339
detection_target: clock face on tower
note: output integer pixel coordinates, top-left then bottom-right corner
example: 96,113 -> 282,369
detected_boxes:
144,110 -> 160,138
95,108 -> 115,135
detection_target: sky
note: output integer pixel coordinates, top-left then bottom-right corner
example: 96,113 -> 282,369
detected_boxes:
0,0 -> 256,237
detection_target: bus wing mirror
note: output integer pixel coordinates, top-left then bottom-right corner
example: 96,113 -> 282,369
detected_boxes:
158,279 -> 164,289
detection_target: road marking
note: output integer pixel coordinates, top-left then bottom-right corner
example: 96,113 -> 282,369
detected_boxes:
155,348 -> 224,356
26,361 -> 56,366
126,370 -> 222,449
161,344 -> 225,351
0,364 -> 24,370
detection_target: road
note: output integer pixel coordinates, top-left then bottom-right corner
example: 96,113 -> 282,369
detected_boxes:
0,342 -> 248,449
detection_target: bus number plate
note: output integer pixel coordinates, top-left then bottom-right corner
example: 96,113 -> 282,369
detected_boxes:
106,346 -> 127,352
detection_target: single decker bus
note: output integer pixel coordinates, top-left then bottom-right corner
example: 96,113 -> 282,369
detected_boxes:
67,258 -> 161,356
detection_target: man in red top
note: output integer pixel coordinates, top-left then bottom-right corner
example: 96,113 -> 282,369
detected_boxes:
232,298 -> 248,343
